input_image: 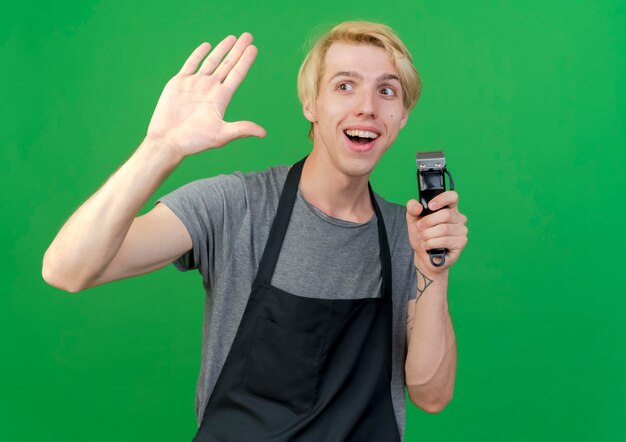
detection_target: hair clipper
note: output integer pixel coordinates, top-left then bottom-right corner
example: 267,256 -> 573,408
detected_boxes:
416,151 -> 455,267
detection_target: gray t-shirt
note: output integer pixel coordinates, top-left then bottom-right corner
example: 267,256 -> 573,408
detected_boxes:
155,164 -> 419,440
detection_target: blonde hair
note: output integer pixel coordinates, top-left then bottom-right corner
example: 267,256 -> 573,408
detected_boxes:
297,21 -> 422,139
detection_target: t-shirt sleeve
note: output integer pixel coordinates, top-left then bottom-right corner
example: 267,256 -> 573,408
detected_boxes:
154,173 -> 247,285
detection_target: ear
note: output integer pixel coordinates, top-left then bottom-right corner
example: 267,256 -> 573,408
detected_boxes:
302,100 -> 317,123
399,108 -> 409,129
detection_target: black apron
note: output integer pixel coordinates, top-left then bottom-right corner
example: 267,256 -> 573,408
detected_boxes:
193,157 -> 401,442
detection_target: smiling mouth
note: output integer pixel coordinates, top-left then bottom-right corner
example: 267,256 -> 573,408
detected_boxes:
343,129 -> 379,145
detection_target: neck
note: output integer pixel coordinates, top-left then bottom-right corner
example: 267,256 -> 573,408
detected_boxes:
299,149 -> 374,223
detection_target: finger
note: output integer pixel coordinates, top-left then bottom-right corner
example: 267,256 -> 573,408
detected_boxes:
428,191 -> 459,211
222,120 -> 267,141
212,32 -> 254,82
418,208 -> 462,229
222,45 -> 258,92
197,35 -> 237,75
421,235 -> 466,252
405,199 -> 424,219
419,223 -> 468,242
178,42 -> 212,76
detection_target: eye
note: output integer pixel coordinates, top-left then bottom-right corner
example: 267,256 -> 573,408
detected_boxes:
338,82 -> 353,91
380,86 -> 396,96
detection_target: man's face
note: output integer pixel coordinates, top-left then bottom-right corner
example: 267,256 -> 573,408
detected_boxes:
304,43 -> 409,179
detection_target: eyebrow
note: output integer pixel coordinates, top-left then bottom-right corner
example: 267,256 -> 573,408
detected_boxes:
328,71 -> 401,83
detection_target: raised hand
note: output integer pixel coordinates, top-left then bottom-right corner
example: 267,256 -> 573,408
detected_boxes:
146,32 -> 266,158
405,191 -> 468,274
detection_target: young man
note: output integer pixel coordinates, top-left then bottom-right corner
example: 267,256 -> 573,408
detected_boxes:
43,21 -> 468,441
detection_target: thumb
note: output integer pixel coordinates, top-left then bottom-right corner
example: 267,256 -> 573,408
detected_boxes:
223,121 -> 267,141
406,199 -> 424,222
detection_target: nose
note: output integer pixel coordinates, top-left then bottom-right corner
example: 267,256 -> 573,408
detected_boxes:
355,90 -> 377,118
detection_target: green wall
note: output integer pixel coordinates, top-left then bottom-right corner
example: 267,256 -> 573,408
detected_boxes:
2,0 -> 624,440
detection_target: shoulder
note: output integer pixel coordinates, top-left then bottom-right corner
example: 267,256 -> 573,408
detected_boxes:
156,164 -> 291,222
226,164 -> 289,213
162,171 -> 244,199
235,164 -> 289,195
171,164 -> 289,198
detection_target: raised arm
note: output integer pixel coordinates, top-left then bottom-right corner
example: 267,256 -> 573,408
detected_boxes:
42,33 -> 265,292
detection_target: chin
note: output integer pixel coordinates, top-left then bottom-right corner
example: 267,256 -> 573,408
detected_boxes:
337,156 -> 379,178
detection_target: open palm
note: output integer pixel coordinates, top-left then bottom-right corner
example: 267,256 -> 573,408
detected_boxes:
146,33 -> 265,158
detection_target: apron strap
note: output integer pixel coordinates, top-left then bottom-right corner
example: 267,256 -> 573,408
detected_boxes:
369,182 -> 393,303
254,157 -> 306,287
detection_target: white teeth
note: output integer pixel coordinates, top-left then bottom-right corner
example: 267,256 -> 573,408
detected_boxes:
344,129 -> 379,139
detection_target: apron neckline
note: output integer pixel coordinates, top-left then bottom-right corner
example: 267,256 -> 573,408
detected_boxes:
253,155 -> 393,304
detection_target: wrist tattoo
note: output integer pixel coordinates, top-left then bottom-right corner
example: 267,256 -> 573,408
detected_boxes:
416,265 -> 433,297
406,266 -> 434,331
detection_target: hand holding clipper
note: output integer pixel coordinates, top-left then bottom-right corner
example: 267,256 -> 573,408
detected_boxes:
416,151 -> 456,267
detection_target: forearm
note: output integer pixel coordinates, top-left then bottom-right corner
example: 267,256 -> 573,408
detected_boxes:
42,136 -> 183,291
405,265 -> 457,413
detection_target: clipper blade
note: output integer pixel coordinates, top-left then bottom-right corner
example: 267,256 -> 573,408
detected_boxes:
416,150 -> 446,171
